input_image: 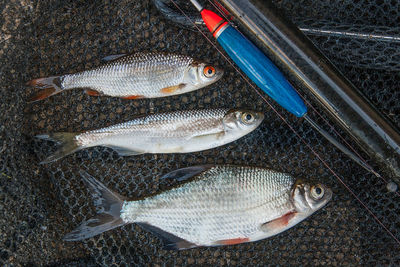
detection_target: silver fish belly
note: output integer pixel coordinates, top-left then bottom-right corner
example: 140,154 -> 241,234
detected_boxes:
63,166 -> 332,249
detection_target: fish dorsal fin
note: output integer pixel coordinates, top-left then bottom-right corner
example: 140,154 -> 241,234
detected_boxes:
160,165 -> 214,182
137,223 -> 197,250
102,54 -> 127,62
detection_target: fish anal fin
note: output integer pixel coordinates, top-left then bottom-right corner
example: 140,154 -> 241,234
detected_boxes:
164,240 -> 198,250
86,89 -> 102,96
261,211 -> 297,231
105,145 -> 143,156
215,237 -> 250,246
137,223 -> 197,250
160,165 -> 214,182
102,54 -> 127,61
122,95 -> 145,100
160,83 -> 186,94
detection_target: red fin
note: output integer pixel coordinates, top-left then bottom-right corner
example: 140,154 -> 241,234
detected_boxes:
26,77 -> 46,86
29,87 -> 56,102
27,76 -> 63,102
85,89 -> 102,96
160,83 -> 186,94
217,237 -> 250,246
262,211 -> 297,230
122,95 -> 144,100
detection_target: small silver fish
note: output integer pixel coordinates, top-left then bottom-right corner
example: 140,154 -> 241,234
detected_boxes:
27,52 -> 223,101
37,108 -> 264,163
64,166 -> 332,249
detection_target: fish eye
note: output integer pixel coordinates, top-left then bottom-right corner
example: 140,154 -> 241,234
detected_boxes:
311,185 -> 325,200
241,112 -> 255,124
203,66 -> 216,78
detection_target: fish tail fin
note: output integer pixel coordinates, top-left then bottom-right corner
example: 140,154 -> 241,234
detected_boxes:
36,132 -> 80,164
27,76 -> 63,102
63,171 -> 127,241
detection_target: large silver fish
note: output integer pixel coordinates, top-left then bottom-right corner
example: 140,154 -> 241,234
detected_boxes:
64,166 -> 332,249
37,108 -> 264,163
27,52 -> 223,101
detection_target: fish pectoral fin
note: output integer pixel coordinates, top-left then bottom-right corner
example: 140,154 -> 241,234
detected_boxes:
190,131 -> 225,141
214,237 -> 250,246
85,89 -> 103,96
160,83 -> 186,94
102,54 -> 127,61
260,211 -> 297,232
160,165 -> 214,182
137,223 -> 197,250
105,145 -> 144,156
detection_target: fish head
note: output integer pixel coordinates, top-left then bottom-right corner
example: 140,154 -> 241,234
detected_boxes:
222,109 -> 264,135
291,180 -> 332,214
183,62 -> 224,90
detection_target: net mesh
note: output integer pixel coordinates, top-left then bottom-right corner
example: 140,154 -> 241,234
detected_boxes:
0,0 -> 399,265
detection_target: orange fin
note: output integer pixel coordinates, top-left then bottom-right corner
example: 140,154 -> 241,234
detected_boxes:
216,237 -> 250,246
85,89 -> 102,96
160,83 -> 186,94
27,76 -> 63,102
29,87 -> 57,102
122,95 -> 144,100
261,211 -> 297,230
26,77 -> 46,87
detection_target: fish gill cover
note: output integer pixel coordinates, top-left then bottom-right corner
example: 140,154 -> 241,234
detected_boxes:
0,0 -> 399,266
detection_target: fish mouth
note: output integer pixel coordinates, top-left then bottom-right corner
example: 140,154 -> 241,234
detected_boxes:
211,66 -> 224,82
256,112 -> 265,123
323,187 -> 333,203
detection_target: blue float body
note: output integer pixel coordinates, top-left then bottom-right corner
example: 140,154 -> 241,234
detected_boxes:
217,25 -> 307,117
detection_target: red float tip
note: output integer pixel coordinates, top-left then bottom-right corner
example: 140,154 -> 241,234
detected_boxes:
201,9 -> 225,34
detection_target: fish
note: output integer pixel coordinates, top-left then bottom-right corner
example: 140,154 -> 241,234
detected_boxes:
37,108 -> 264,163
26,52 -> 224,101
64,166 -> 332,250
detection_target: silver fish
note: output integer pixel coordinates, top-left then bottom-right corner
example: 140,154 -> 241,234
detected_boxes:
27,52 -> 223,101
64,166 -> 332,249
37,108 -> 264,163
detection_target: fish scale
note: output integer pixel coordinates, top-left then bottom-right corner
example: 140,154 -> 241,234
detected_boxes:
121,166 -> 295,245
76,109 -> 229,146
64,166 -> 331,249
61,53 -> 191,97
27,52 -> 223,101
38,109 -> 263,163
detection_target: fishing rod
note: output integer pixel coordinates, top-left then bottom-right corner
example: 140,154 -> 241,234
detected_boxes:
169,0 -> 400,246
187,0 -> 380,178
154,0 -> 400,180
